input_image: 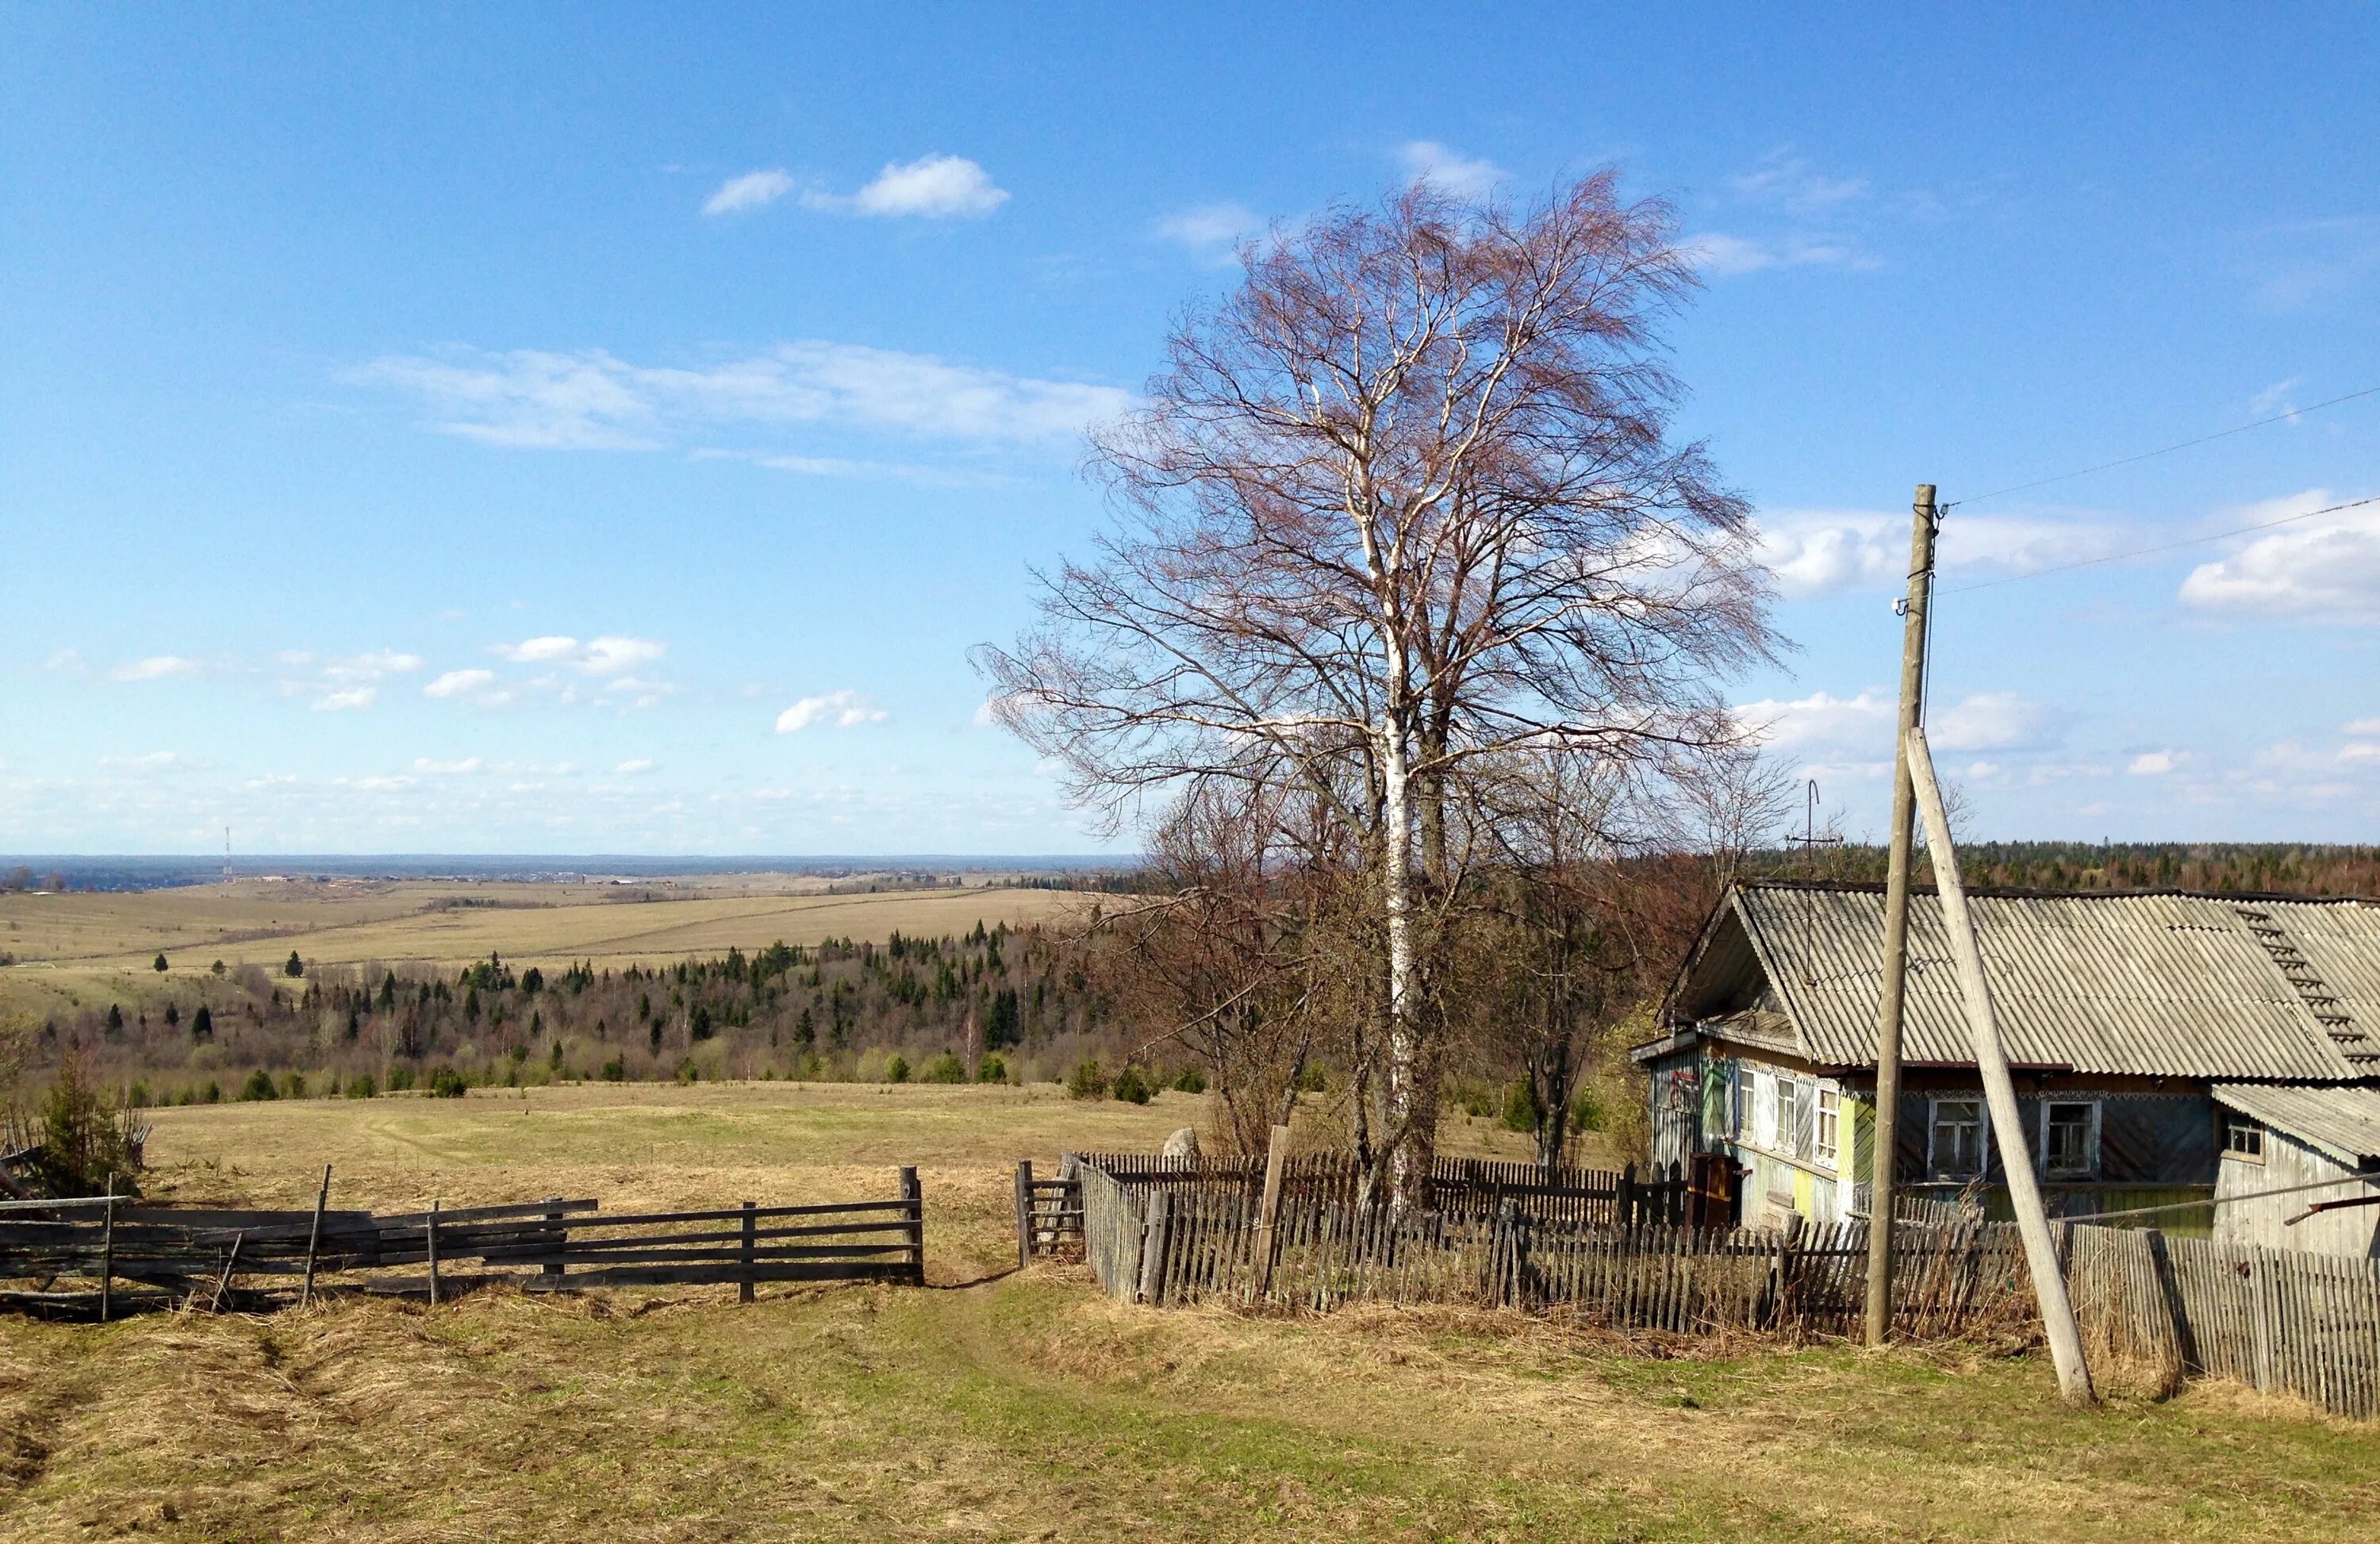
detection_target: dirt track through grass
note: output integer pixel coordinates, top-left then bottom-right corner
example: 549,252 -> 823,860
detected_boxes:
4,1085 -> 2376,1541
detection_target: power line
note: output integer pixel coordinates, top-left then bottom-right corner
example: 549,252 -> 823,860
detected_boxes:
1947,382 -> 2380,510
1942,493 -> 2380,596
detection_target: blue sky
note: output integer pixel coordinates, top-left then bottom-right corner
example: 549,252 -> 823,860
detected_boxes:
3,5 -> 2376,855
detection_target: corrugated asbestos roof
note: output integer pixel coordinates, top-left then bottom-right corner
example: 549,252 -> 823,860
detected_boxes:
2213,1083 -> 2380,1164
1676,883 -> 2380,1080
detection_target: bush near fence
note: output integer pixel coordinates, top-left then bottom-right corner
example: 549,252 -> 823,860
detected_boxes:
1073,1152 -> 2380,1419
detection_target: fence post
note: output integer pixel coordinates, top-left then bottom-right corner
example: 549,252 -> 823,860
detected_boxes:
1772,1211 -> 1803,1332
1138,1192 -> 1173,1306
1014,1159 -> 1035,1270
1618,1162 -> 1637,1228
899,1166 -> 924,1286
1252,1123 -> 1290,1299
100,1181 -> 116,1324
426,1200 -> 441,1307
300,1164 -> 332,1310
738,1200 -> 757,1304
543,1196 -> 567,1291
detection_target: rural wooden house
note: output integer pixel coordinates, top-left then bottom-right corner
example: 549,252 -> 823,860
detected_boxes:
1632,882 -> 2380,1254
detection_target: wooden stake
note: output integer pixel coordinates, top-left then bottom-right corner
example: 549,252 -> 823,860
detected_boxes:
1252,1123 -> 1291,1297
99,1180 -> 116,1324
1906,724 -> 2096,1405
426,1199 -> 441,1307
1866,482 -> 1939,1347
898,1167 -> 923,1286
739,1200 -> 757,1303
300,1164 -> 332,1310
1013,1159 -> 1035,1270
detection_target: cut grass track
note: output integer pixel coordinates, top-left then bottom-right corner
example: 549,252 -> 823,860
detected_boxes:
3,1085 -> 2375,1541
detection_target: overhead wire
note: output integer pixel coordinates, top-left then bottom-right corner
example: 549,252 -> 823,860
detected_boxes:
1945,382 -> 2380,510
1940,492 -> 2380,596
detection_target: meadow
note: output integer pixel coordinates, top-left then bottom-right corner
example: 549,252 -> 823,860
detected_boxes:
4,1082 -> 2378,1542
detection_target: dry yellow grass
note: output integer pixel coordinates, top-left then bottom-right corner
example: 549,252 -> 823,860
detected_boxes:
0,880 -> 1084,1017
4,1085 -> 2378,1542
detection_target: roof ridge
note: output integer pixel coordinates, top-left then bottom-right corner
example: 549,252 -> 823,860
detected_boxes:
1738,878 -> 2380,906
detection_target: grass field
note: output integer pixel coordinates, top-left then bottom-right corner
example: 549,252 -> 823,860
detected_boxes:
0,878 -> 1083,1018
4,1084 -> 2377,1542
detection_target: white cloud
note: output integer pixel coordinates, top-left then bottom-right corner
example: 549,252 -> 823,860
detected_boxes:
1398,141 -> 1506,198
423,668 -> 499,699
703,169 -> 794,216
804,155 -> 1008,219
2178,490 -> 2380,622
109,655 -> 202,682
2127,751 -> 2180,776
1753,508 -> 2125,597
689,447 -> 984,486
1932,691 -> 2062,753
776,691 -> 889,732
493,636 -> 666,675
354,342 -> 1129,452
98,751 -> 186,771
616,759 -> 657,775
413,757 -> 484,775
312,686 -> 376,712
2345,718 -> 2380,736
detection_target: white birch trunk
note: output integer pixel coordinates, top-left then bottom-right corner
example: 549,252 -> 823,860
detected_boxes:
1377,713 -> 1421,1204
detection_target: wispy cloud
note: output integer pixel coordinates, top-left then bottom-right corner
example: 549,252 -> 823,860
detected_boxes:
1682,232 -> 1875,277
422,667 -> 506,705
312,687 -> 377,712
1729,150 -> 1870,213
109,655 -> 202,682
776,690 -> 888,732
98,751 -> 187,771
615,758 -> 657,775
413,757 -> 484,775
2236,216 -> 2380,311
702,168 -> 794,216
351,342 -> 1130,454
2178,490 -> 2380,623
275,649 -> 421,710
1398,141 -> 1506,198
1154,202 -> 1266,266
802,155 -> 1008,219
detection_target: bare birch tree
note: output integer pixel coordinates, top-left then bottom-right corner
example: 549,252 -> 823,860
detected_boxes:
977,175 -> 1775,1202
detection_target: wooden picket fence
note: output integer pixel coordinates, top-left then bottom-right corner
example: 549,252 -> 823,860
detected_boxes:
1065,1149 -> 1692,1229
0,1168 -> 926,1318
1073,1152 -> 2380,1418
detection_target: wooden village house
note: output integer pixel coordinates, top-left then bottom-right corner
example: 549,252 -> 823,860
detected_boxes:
1633,882 -> 2380,1256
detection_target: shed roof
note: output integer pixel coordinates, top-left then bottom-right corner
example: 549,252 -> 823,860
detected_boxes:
1664,883 -> 2380,1081
2211,1084 -> 2380,1166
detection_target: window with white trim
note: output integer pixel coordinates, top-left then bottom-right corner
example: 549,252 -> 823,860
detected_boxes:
1751,1070 -> 1778,1149
1815,1087 -> 1841,1167
2040,1100 -> 2100,1180
1929,1097 -> 1987,1181
1777,1077 -> 1806,1159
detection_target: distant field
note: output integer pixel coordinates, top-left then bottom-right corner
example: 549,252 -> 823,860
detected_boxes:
2,1084 -> 2373,1542
0,879 -> 1084,1016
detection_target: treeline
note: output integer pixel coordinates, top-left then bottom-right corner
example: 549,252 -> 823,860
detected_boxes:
1754,842 -> 2380,897
18,922 -> 1215,1108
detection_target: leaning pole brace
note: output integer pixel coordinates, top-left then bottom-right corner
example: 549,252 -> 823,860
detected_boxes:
1905,724 -> 2096,1405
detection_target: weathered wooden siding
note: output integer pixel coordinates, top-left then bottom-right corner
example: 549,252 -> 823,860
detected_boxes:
2213,1129 -> 2380,1258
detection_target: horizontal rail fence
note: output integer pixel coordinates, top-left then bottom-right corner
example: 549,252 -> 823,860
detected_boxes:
0,1168 -> 926,1317
1073,1153 -> 2380,1419
1064,1150 -> 1690,1231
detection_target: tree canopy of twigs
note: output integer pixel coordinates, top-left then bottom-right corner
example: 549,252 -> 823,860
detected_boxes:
977,174 -> 1777,1200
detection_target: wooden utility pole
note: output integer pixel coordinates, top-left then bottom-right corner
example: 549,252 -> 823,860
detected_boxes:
1864,483 -> 1938,1347
1905,725 -> 2096,1405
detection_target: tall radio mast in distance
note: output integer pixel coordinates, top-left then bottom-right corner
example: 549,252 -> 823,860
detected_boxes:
223,827 -> 233,886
